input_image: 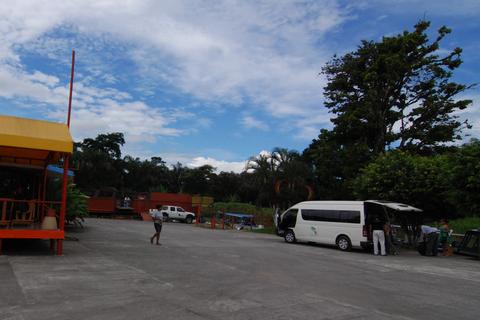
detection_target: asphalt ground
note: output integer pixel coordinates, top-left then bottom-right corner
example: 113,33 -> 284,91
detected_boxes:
1,218 -> 479,320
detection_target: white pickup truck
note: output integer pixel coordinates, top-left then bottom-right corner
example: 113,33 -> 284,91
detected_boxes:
159,205 -> 196,224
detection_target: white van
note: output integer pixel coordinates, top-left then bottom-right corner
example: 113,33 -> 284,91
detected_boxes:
275,200 -> 422,251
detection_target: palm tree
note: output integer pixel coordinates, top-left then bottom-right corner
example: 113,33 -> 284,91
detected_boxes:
246,148 -> 314,208
246,153 -> 276,206
271,148 -> 314,208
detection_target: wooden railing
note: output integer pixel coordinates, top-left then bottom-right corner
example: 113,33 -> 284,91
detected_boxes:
0,198 -> 61,228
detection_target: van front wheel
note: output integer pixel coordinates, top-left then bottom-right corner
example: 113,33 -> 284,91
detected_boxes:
336,235 -> 352,251
284,230 -> 296,244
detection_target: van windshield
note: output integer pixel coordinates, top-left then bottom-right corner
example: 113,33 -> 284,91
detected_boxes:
280,209 -> 298,229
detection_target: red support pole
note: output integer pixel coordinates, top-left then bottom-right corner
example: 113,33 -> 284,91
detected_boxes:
211,215 -> 216,229
50,239 -> 55,253
195,206 -> 201,225
57,154 -> 69,255
41,167 -> 48,221
67,50 -> 75,128
36,174 -> 41,219
56,240 -> 63,256
221,214 -> 225,230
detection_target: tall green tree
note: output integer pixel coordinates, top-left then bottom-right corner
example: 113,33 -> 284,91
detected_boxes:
305,20 -> 474,199
271,148 -> 314,207
73,132 -> 125,193
182,165 -> 215,195
166,162 -> 187,193
210,171 -> 242,202
352,150 -> 452,218
246,148 -> 314,207
246,153 -> 276,206
122,156 -> 169,193
447,139 -> 480,216
304,129 -> 370,199
322,20 -> 473,154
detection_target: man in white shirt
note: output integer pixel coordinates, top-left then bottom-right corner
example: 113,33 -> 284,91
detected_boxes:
150,209 -> 163,245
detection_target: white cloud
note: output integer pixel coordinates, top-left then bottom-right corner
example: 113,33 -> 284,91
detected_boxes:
356,0 -> 480,16
188,157 -> 247,173
241,115 -> 270,131
0,66 -> 67,104
0,63 -> 184,145
26,71 -> 59,87
0,0 -> 345,140
131,151 -> 247,174
69,99 -> 183,143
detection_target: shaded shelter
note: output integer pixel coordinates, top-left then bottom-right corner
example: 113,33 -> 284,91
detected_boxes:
0,115 -> 73,255
222,212 -> 255,230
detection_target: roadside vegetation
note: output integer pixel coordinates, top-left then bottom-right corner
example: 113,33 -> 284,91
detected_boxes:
446,217 -> 480,235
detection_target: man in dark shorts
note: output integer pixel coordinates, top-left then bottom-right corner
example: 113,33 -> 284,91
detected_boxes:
150,209 -> 163,245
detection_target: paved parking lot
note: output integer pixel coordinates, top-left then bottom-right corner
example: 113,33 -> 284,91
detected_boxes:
1,218 -> 479,320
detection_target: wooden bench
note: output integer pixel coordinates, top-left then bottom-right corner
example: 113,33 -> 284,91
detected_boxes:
13,201 -> 35,225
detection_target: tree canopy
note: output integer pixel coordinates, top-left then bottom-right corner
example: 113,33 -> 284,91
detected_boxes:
305,20 -> 474,200
322,20 -> 472,154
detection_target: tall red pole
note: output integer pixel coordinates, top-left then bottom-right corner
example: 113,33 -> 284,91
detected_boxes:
58,49 -> 75,255
57,154 -> 70,255
67,50 -> 75,128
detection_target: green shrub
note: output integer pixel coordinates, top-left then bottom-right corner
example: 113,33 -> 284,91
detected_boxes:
66,184 -> 89,227
448,216 -> 480,234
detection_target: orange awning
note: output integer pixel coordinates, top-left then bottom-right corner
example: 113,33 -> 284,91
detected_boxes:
0,115 -> 73,167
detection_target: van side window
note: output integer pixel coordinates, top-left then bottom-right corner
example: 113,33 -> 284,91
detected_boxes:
301,209 -> 360,223
280,209 -> 298,229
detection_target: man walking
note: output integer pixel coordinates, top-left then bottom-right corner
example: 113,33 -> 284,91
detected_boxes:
150,208 -> 163,245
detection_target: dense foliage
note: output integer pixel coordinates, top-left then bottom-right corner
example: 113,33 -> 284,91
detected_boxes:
72,133 -> 313,208
304,20 -> 474,201
66,184 -> 89,226
353,150 -> 452,218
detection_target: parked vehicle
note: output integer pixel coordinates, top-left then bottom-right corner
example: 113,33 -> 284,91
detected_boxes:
160,205 -> 196,224
275,200 -> 422,251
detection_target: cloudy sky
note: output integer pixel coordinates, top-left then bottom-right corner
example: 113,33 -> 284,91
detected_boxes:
0,0 -> 478,172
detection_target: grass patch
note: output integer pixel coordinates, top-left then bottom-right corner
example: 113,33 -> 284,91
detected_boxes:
208,202 -> 275,228
447,216 -> 480,234
252,227 -> 276,234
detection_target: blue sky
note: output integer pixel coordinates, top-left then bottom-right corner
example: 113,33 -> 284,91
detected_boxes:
0,0 -> 478,172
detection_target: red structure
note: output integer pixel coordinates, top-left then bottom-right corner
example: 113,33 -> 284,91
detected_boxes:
88,192 -> 195,216
0,50 -> 75,255
88,197 -> 117,215
0,116 -> 73,255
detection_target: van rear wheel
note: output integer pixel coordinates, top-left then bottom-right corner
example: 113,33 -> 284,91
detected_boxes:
284,230 -> 296,243
336,235 -> 352,251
